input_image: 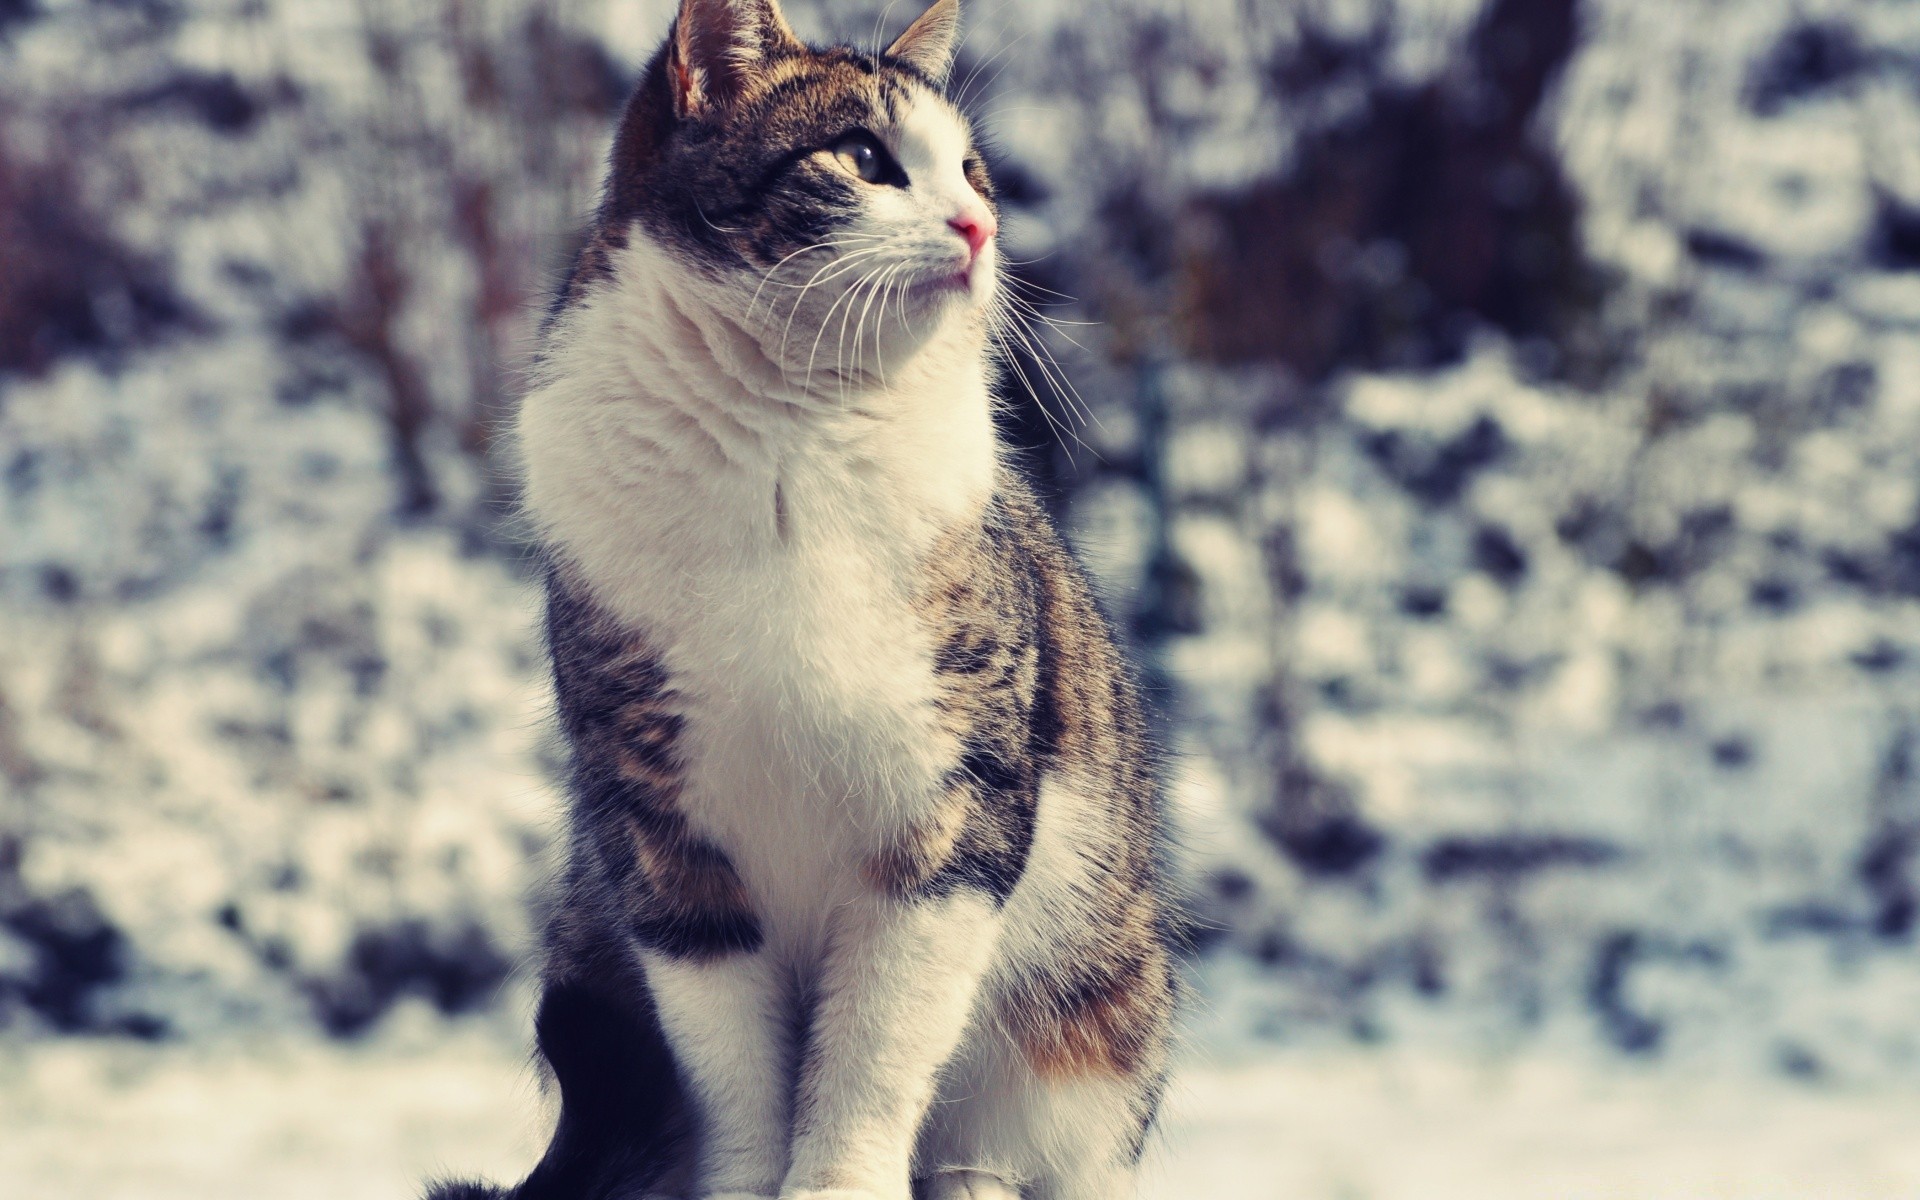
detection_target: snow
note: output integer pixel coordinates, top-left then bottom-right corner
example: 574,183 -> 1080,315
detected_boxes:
8,1015 -> 1920,1200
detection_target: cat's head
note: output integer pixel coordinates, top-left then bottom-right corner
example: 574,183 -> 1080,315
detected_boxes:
583,0 -> 999,385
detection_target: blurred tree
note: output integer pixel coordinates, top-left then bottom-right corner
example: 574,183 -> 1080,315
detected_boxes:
1179,0 -> 1605,381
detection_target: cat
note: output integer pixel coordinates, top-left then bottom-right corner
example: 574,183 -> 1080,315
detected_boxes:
428,2 -> 1179,1198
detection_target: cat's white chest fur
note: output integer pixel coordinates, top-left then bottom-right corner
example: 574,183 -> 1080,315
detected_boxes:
520,236 -> 997,949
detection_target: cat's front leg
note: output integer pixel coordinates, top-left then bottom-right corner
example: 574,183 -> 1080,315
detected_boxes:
781,887 -> 1001,1200
643,950 -> 794,1200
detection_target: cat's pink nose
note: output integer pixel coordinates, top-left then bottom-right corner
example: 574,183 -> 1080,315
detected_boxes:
949,211 -> 996,260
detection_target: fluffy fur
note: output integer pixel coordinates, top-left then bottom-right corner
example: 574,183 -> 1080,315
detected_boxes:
429,3 -> 1178,1198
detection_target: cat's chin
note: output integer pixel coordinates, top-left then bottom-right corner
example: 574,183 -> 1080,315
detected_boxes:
905,270 -> 970,298
903,268 -> 991,315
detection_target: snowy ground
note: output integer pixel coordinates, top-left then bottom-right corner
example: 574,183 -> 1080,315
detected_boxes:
7,1013 -> 1920,1200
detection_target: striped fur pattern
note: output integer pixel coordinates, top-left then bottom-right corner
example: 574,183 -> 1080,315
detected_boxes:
430,3 -> 1178,1198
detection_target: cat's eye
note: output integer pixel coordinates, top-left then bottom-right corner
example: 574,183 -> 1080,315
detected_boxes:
832,131 -> 905,187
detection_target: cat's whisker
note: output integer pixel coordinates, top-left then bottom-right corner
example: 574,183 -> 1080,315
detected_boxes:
888,267 -> 917,364
1001,287 -> 1096,337
831,263 -> 883,405
960,43 -> 1030,113
852,263 -> 904,391
1013,318 -> 1100,431
804,256 -> 890,400
991,323 -> 1095,457
972,102 -> 1054,132
1002,274 -> 1076,303
1003,290 -> 1098,356
873,271 -> 900,388
997,288 -> 1097,345
868,0 -> 904,56
837,265 -> 873,395
988,292 -> 1105,453
754,250 -> 877,353
1000,275 -> 1090,315
693,202 -> 746,236
748,236 -> 884,320
896,265 -> 920,333
877,264 -> 916,385
953,20 -> 1032,109
1033,316 -> 1097,350
1015,308 -> 1099,332
846,261 -> 902,400
777,246 -> 895,379
775,262 -> 850,384
848,273 -> 878,395
985,300 -> 1059,421
776,244 -> 892,316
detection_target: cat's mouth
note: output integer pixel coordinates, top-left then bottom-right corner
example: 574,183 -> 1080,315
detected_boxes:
905,264 -> 979,301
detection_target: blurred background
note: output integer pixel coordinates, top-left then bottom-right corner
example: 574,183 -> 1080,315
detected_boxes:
4,0 -> 1920,1195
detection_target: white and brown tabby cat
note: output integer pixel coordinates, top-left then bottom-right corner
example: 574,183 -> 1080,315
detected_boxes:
430,2 -> 1178,1198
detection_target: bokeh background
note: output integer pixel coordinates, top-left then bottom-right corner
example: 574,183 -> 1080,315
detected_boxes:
5,0 -> 1920,1195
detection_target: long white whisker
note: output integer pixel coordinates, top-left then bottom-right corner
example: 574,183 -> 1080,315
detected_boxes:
870,0 -> 902,54
893,263 -> 916,342
833,267 -> 872,406
987,289 -> 1105,454
853,263 -> 903,391
836,262 -> 896,406
1006,306 -> 1101,432
960,38 -> 1031,111
874,268 -> 905,389
805,258 -> 888,399
1008,317 -> 1092,426
955,24 -> 1033,108
1004,289 -> 1097,351
990,321 -> 1097,458
1003,274 -> 1080,304
779,246 -> 894,373
876,264 -> 915,387
693,203 -> 746,235
1000,293 -> 1099,341
748,236 -> 884,320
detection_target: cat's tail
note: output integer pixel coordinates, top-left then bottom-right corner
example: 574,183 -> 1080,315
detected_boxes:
421,979 -> 689,1200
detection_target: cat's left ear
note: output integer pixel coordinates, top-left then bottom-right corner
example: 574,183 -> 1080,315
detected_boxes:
670,0 -> 800,117
885,0 -> 960,85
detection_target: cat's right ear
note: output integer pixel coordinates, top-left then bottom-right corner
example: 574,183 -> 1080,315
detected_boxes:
669,0 -> 800,118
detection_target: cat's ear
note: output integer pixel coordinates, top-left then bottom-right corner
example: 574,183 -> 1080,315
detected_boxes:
885,0 -> 960,85
668,0 -> 799,117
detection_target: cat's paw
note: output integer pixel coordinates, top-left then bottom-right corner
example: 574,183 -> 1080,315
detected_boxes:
921,1170 -> 1020,1200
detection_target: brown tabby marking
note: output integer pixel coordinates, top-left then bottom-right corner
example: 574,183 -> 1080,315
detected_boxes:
1010,909 -> 1175,1084
859,488 -> 1047,904
625,818 -> 757,916
861,799 -> 968,895
862,480 -> 1178,1097
547,565 -> 762,961
985,484 -> 1176,1092
1013,954 -> 1171,1080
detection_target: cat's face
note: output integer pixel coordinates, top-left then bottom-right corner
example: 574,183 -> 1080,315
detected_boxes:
597,0 -> 996,383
